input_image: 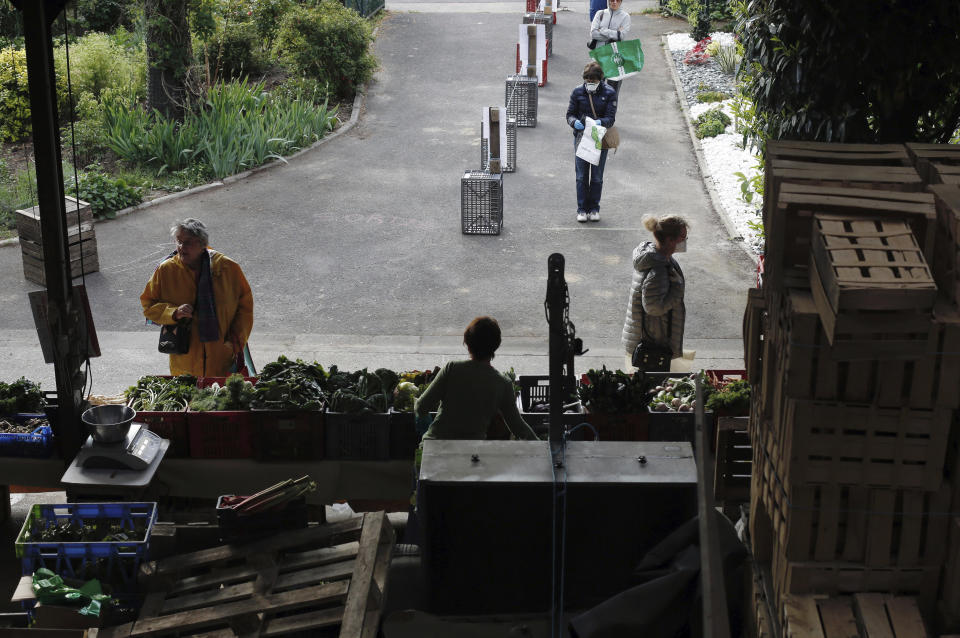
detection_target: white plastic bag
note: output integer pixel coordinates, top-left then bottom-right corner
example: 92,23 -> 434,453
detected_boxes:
575,116 -> 606,166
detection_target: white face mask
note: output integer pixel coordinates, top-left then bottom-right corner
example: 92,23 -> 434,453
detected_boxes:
585,82 -> 600,93
674,239 -> 687,253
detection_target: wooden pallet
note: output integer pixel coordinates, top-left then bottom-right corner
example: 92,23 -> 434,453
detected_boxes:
751,438 -> 950,568
759,288 -> 960,414
768,398 -> 951,491
782,593 -> 928,637
98,512 -> 394,638
764,182 -> 936,291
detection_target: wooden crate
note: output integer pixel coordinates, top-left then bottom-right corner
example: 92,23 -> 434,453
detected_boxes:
98,512 -> 394,638
714,416 -> 751,505
752,440 -> 950,568
764,182 -> 937,291
769,399 -> 950,491
16,202 -> 100,285
906,142 -> 960,185
744,288 -> 766,385
782,594 -> 929,637
930,185 -> 960,307
761,288 -> 960,412
15,196 -> 93,242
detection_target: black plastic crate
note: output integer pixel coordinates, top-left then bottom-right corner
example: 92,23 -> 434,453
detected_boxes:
216,495 -> 307,544
517,375 -> 584,436
505,74 -> 538,128
388,409 -> 421,460
324,412 -> 390,460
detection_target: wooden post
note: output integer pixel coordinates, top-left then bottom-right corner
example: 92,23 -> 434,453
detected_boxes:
526,24 -> 538,78
488,107 -> 502,175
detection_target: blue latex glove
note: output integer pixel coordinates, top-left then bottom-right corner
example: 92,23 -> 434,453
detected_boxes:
573,120 -> 585,131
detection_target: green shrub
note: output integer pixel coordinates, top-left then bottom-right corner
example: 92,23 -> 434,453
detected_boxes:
696,90 -> 729,103
75,0 -> 138,34
0,162 -> 38,234
695,107 -> 731,138
713,44 -> 740,75
67,166 -> 143,219
54,31 -> 146,113
274,75 -> 330,106
253,0 -> 295,47
61,93 -> 112,167
211,21 -> 265,79
0,47 -> 31,142
275,2 -> 377,98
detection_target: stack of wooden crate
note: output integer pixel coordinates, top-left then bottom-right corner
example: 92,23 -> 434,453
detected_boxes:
16,196 -> 99,285
748,141 -> 960,634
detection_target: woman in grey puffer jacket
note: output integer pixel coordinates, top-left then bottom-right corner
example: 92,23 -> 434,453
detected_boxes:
621,214 -> 688,370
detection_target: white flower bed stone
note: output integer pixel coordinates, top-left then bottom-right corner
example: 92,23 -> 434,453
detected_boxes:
667,31 -> 763,257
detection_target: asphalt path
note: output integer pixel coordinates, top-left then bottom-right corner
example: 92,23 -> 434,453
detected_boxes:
0,5 -> 755,393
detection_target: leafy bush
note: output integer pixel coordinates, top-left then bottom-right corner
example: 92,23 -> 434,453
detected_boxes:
252,0 -> 295,47
61,93 -> 112,167
695,107 -> 731,138
211,20 -> 266,79
663,0 -> 733,21
0,47 -> 31,142
712,44 -> 740,75
274,75 -> 330,106
737,0 -> 960,143
696,90 -> 729,103
274,2 -> 377,98
74,0 -> 138,34
53,31 -> 146,113
67,166 -> 143,219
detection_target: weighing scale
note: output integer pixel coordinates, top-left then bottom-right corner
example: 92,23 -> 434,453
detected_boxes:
62,423 -> 170,488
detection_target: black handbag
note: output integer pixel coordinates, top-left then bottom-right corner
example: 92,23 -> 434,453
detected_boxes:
158,319 -> 192,355
632,310 -> 673,371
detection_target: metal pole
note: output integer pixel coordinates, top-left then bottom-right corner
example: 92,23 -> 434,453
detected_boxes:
546,254 -> 566,448
20,1 -> 87,459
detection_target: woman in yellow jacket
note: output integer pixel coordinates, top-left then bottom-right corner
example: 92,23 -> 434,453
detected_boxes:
140,219 -> 254,377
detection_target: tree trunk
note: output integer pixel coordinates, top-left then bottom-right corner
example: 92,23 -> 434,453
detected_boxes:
145,0 -> 192,120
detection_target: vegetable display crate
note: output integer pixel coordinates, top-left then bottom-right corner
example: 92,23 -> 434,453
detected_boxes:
0,414 -> 54,458
480,118 -> 517,173
186,410 -> 255,458
580,411 -> 646,441
215,494 -> 308,544
324,412 -> 390,460
461,170 -> 503,235
505,74 -> 538,128
516,375 -> 584,437
16,502 -> 157,588
137,410 -> 189,457
762,179 -> 934,292
387,409 -> 421,460
254,409 -> 323,461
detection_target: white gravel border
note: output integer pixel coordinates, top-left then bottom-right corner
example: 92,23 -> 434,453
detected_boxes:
661,32 -> 762,264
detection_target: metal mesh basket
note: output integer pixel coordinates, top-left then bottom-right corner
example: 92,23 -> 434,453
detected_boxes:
461,171 -> 503,235
505,75 -> 538,128
523,12 -> 553,56
480,118 -> 517,173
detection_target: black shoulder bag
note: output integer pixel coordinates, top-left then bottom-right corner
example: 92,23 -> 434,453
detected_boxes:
158,318 -> 192,354
632,310 -> 673,371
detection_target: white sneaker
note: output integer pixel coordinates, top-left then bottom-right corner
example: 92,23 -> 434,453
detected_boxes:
577,211 -> 588,223
588,211 -> 600,221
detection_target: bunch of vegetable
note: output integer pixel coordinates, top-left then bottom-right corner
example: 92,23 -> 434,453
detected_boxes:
326,367 -> 401,414
189,374 -> 256,412
220,475 -> 317,516
125,375 -> 197,412
393,367 -> 440,412
0,377 -> 44,414
0,416 -> 47,433
705,379 -> 751,415
251,356 -> 326,410
578,366 -> 648,414
646,373 -> 716,413
22,519 -> 147,543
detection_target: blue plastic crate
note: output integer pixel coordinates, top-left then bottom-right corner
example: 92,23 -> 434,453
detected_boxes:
0,414 -> 54,458
16,502 -> 157,587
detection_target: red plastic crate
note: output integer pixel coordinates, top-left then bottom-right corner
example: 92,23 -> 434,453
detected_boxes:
254,410 -> 323,461
138,410 -> 189,457
187,410 -> 255,458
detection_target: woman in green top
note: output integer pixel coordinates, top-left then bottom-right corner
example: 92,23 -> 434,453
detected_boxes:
415,316 -> 538,441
